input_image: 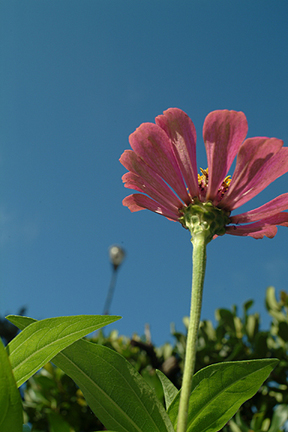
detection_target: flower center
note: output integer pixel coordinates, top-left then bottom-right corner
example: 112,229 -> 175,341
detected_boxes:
198,168 -> 231,200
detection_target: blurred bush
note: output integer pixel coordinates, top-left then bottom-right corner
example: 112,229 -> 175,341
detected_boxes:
13,287 -> 288,431
0,307 -> 26,345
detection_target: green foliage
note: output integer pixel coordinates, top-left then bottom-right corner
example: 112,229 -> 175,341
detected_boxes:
168,359 -> 278,432
6,314 -> 121,387
23,363 -> 104,431
197,286 -> 288,432
10,316 -> 174,432
156,370 -> 178,410
53,339 -> 174,432
3,287 -> 288,432
0,338 -> 23,432
0,306 -> 26,345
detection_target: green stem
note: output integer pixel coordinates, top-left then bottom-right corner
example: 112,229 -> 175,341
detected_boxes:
177,233 -> 207,432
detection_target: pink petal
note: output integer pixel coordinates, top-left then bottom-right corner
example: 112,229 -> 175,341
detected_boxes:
129,122 -> 191,204
230,193 -> 288,224
226,224 -> 278,239
120,150 -> 183,208
226,212 -> 288,239
122,172 -> 181,213
203,110 -> 248,201
221,139 -> 287,210
155,108 -> 199,197
122,194 -> 180,221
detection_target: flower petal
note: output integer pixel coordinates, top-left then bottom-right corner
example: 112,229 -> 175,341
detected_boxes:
120,150 -> 183,208
226,212 -> 288,239
122,172 -> 181,213
221,139 -> 287,210
129,122 -> 191,203
155,108 -> 199,197
230,193 -> 288,224
226,224 -> 277,239
122,194 -> 179,220
203,110 -> 248,201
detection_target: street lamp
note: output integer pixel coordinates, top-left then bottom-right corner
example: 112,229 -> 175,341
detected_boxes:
103,245 -> 125,315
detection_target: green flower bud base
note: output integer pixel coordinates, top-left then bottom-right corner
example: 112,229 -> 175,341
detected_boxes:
179,200 -> 230,245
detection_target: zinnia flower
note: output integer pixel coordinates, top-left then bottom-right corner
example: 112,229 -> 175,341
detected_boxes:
120,108 -> 288,239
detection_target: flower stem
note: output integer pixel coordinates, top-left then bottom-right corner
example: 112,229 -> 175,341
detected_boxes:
177,233 -> 207,432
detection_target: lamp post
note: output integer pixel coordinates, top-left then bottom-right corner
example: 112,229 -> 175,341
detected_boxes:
103,245 -> 125,315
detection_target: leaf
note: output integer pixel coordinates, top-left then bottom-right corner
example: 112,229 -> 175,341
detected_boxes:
243,299 -> 254,313
233,411 -> 249,432
0,338 -> 23,432
250,410 -> 266,431
265,287 -> 286,322
168,359 -> 279,432
8,315 -> 174,432
245,314 -> 259,341
266,286 -> 281,311
227,419 -> 242,432
53,339 -> 174,432
6,314 -> 121,387
6,315 -> 36,329
156,370 -> 178,410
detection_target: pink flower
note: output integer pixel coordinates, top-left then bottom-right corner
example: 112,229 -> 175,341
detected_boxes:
120,108 -> 288,239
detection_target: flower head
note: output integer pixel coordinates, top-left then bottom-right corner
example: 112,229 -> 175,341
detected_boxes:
120,108 -> 288,239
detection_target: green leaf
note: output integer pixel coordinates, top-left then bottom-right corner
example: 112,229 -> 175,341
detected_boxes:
0,338 -> 23,432
53,339 -> 174,432
232,411 -> 250,432
266,286 -> 281,311
227,419 -> 242,432
6,315 -> 36,329
168,359 -> 279,432
243,299 -> 254,313
251,410 -> 266,431
8,316 -> 174,432
245,314 -> 259,341
265,287 -> 286,322
156,370 -> 178,410
6,314 -> 121,387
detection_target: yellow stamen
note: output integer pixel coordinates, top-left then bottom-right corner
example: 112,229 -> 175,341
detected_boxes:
198,168 -> 209,186
198,167 -> 231,194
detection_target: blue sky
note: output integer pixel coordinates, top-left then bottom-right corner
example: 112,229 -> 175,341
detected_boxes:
1,1 -> 288,345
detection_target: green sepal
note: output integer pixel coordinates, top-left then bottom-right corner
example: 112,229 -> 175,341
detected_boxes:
179,199 -> 230,244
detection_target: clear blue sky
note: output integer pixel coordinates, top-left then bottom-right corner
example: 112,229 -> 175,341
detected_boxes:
1,1 -> 288,345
